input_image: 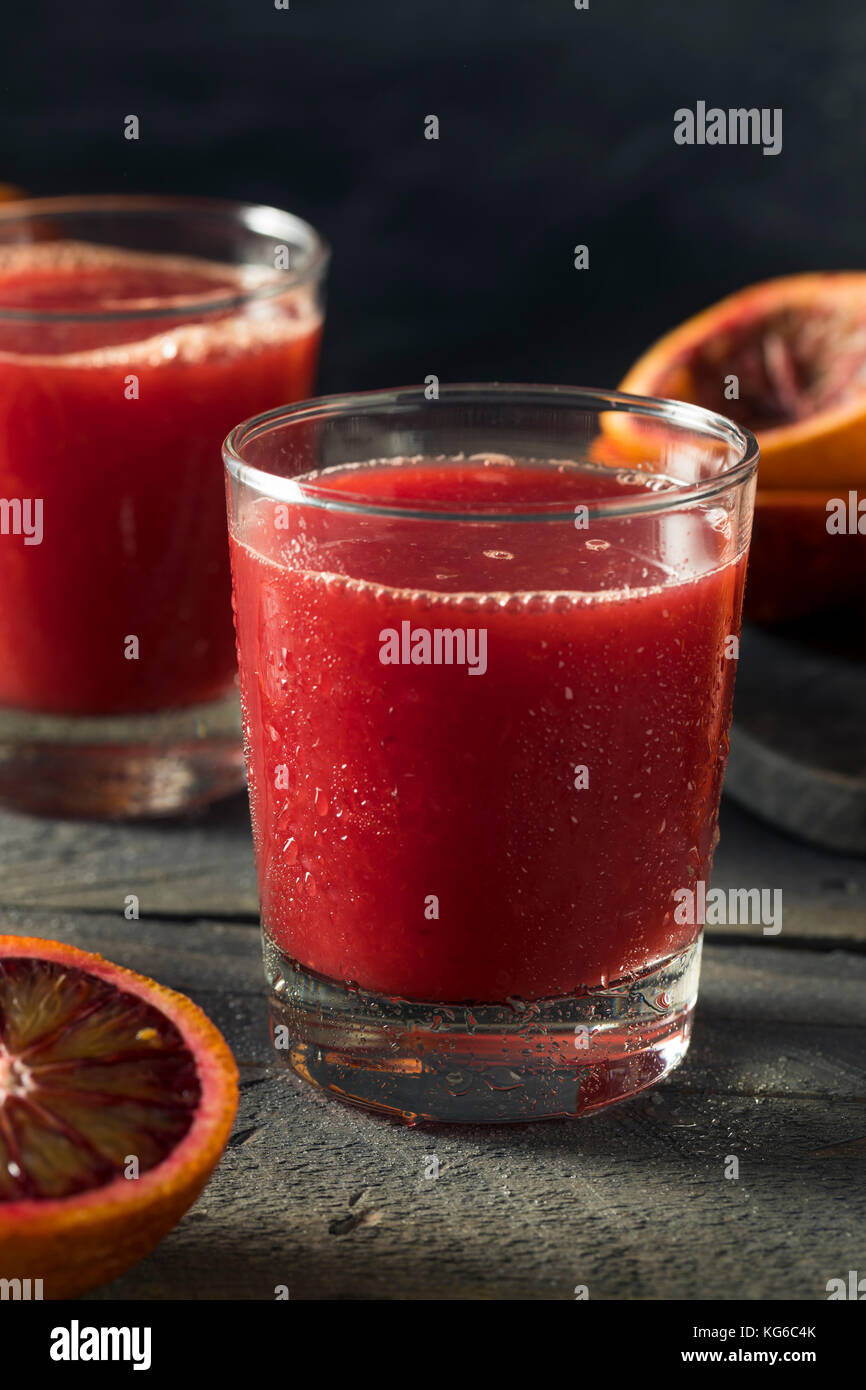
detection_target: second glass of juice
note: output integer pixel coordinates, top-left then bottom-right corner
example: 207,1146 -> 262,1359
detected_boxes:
0,195 -> 327,816
225,385 -> 758,1122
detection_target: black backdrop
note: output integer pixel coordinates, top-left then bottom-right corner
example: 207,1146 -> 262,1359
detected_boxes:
4,0 -> 864,392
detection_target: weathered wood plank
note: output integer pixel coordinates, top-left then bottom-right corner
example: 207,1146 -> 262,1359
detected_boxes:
88,1079 -> 866,1302
0,793 -> 258,918
1,910 -> 863,1300
1,794 -> 865,944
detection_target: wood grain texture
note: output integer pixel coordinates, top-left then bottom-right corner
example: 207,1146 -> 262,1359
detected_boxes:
0,794 -> 258,918
1,908 -> 863,1301
1,794 -> 865,944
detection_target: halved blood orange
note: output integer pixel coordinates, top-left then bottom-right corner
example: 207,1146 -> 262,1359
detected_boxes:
617,273 -> 866,621
0,936 -> 238,1298
619,273 -> 866,491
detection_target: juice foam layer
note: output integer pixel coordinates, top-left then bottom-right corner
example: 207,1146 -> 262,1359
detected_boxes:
237,454 -> 737,598
243,552 -> 671,611
0,239 -> 259,299
0,241 -> 321,363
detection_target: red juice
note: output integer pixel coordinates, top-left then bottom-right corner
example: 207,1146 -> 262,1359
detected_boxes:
0,241 -> 322,715
230,456 -> 746,1005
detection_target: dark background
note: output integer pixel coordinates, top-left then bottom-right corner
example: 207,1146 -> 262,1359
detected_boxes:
4,0 -> 864,391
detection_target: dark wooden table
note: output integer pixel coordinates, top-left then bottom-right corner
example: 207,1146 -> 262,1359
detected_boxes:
1,792 -> 864,1301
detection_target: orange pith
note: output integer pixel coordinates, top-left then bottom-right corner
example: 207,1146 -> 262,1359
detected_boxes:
0,936 -> 238,1298
619,272 -> 866,491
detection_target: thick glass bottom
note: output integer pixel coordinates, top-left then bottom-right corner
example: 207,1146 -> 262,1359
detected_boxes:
0,692 -> 244,818
263,934 -> 702,1124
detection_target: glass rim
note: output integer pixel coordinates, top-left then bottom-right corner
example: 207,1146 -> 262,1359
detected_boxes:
0,194 -> 329,323
223,383 -> 760,524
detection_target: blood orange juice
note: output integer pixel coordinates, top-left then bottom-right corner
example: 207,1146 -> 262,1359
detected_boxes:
0,197 -> 327,817
225,386 -> 758,1121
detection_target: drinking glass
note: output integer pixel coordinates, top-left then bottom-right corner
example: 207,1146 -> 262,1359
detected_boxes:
225,384 -> 758,1122
0,195 -> 327,816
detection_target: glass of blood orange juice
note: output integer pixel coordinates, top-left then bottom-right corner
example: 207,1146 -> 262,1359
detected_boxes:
0,196 -> 327,816
224,385 -> 758,1123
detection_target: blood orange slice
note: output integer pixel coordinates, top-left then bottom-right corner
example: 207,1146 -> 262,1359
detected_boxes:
0,936 -> 238,1298
617,273 -> 866,621
619,272 -> 866,492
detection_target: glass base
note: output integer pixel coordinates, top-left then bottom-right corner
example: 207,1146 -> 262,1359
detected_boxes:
0,692 -> 244,819
264,935 -> 702,1124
